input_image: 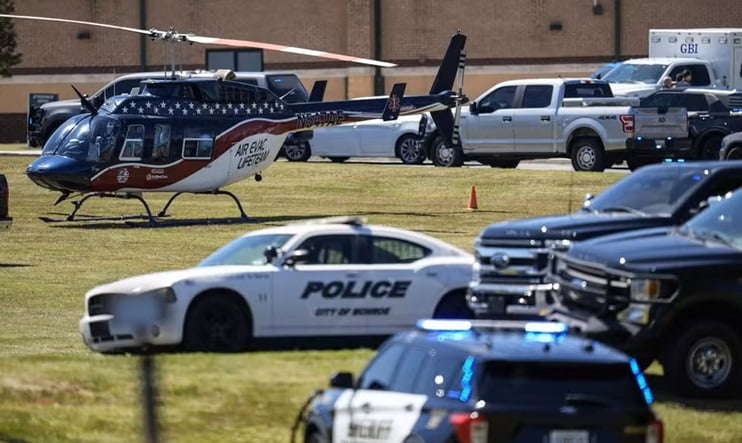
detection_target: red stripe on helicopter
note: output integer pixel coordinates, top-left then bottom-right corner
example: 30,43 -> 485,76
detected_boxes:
90,118 -> 299,192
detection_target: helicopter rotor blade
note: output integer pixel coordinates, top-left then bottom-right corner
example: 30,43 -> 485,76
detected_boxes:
0,13 -> 397,68
186,35 -> 396,68
0,13 -> 154,36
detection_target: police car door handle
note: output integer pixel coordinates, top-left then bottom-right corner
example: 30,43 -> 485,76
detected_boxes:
345,273 -> 359,278
425,272 -> 438,277
502,116 -> 512,122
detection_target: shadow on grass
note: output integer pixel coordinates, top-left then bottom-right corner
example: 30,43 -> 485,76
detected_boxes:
647,374 -> 742,412
0,434 -> 29,443
43,214 -> 343,229
0,263 -> 33,268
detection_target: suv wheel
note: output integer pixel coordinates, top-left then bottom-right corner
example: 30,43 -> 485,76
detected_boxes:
700,135 -> 724,160
570,138 -> 605,172
663,320 -> 741,397
430,135 -> 464,167
283,141 -> 311,162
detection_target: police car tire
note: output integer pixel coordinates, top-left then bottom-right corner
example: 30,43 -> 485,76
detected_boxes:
432,292 -> 473,319
663,320 -> 742,398
699,134 -> 724,160
182,293 -> 251,353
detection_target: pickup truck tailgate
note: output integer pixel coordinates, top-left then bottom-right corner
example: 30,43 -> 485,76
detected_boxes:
633,107 -> 688,139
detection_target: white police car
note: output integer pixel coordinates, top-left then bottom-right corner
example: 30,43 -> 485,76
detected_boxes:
79,217 -> 474,353
297,320 -> 663,443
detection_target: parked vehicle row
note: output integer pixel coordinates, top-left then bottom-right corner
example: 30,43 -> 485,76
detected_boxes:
467,160 -> 742,398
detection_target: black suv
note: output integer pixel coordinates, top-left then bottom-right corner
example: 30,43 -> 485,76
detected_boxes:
298,320 -> 663,443
548,188 -> 742,398
468,161 -> 742,320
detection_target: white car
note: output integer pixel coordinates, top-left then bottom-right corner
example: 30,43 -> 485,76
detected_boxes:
79,217 -> 474,353
282,115 -> 429,164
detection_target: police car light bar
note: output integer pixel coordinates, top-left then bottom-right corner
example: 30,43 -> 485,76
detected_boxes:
416,319 -> 568,334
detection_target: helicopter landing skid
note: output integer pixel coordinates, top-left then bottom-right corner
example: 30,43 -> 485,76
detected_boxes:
40,190 -> 254,227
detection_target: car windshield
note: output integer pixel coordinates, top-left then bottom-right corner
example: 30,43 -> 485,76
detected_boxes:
198,234 -> 293,266
680,191 -> 742,249
477,361 -> 648,409
584,165 -> 708,216
603,63 -> 667,84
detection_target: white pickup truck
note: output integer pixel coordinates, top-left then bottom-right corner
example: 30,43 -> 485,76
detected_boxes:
604,57 -> 720,98
425,79 -> 638,171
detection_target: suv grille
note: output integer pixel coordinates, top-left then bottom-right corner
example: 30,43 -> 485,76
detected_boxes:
476,238 -> 549,285
552,256 -> 630,315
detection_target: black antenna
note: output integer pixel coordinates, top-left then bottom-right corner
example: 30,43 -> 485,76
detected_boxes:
70,84 -> 97,115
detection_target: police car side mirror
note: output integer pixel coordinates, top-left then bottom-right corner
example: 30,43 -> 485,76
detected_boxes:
284,249 -> 310,267
329,371 -> 354,389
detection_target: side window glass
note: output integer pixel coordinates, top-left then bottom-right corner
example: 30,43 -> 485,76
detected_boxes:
480,86 -> 516,111
389,346 -> 428,393
358,344 -> 405,390
522,85 -> 553,108
297,235 -> 356,265
689,65 -> 711,86
150,124 -> 172,163
182,128 -> 214,159
371,237 -> 430,264
120,124 -> 144,160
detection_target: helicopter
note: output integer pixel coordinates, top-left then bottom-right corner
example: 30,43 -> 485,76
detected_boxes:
2,14 -> 467,226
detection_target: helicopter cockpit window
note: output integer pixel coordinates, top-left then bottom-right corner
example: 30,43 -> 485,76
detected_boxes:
182,128 -> 214,159
120,125 -> 145,161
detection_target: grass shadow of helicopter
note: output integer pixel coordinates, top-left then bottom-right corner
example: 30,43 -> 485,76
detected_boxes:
43,213 -> 345,229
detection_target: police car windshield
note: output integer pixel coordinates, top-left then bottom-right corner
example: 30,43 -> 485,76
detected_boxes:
584,166 -> 707,216
477,361 -> 647,409
198,234 -> 292,266
682,191 -> 742,249
603,63 -> 666,84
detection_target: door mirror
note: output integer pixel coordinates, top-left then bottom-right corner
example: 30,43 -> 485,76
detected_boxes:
283,249 -> 310,267
477,104 -> 496,114
329,371 -> 354,389
469,101 -> 478,115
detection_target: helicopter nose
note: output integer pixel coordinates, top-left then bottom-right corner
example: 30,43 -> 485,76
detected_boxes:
26,156 -> 92,193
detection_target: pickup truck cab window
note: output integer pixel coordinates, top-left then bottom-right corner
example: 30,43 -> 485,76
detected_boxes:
667,64 -> 711,86
479,86 -> 516,111
522,85 -> 553,108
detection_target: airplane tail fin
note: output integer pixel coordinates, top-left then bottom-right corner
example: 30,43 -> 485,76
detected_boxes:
381,83 -> 406,121
308,80 -> 327,102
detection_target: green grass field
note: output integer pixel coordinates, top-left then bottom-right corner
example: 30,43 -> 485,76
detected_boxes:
1,154 -> 740,442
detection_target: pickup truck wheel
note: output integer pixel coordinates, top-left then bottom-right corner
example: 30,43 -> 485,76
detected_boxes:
700,135 -> 724,160
663,320 -> 741,398
397,134 -> 425,164
183,293 -> 251,352
485,159 -> 520,168
283,141 -> 311,162
430,135 -> 464,167
570,138 -> 605,172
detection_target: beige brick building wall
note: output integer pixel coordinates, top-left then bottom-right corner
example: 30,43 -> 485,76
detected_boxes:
0,0 -> 741,141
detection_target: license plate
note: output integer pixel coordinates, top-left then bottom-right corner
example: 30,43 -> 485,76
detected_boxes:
549,430 -> 589,443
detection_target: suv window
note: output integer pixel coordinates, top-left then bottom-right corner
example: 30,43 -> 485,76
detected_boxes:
358,343 -> 405,390
414,354 -> 465,398
477,361 -> 646,408
388,346 -> 429,393
522,85 -> 553,108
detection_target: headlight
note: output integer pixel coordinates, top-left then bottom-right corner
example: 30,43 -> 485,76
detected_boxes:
472,262 -> 481,281
629,279 -> 661,301
112,287 -> 176,323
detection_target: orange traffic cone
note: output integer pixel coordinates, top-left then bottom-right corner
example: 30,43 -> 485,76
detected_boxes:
467,185 -> 478,210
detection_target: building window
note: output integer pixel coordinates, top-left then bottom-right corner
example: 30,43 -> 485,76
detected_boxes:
206,49 -> 263,72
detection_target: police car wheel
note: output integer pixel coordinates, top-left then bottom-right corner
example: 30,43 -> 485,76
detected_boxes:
433,292 -> 473,319
663,320 -> 742,398
182,293 -> 251,352
700,135 -> 724,160
723,146 -> 742,160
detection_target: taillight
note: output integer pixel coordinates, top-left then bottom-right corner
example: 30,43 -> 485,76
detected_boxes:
620,114 -> 634,133
450,411 -> 488,443
646,419 -> 664,443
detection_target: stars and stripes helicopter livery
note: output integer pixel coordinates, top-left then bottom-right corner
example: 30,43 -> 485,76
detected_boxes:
2,14 -> 467,226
